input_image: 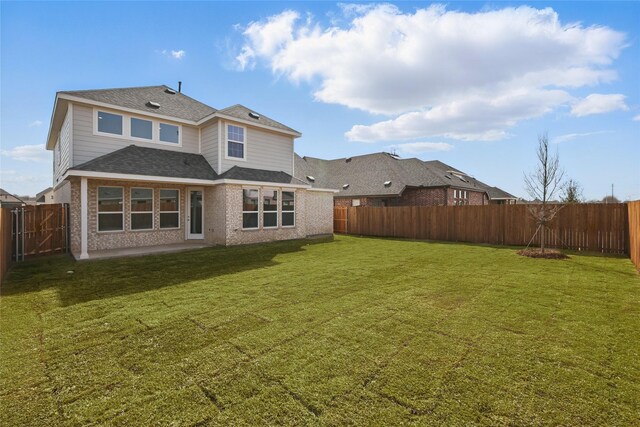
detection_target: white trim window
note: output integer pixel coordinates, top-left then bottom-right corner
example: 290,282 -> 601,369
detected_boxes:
56,134 -> 61,166
130,188 -> 153,230
96,111 -> 123,136
94,109 -> 182,146
160,189 -> 180,229
159,122 -> 180,144
227,124 -> 246,160
282,191 -> 295,227
453,189 -> 469,206
97,186 -> 124,232
242,188 -> 259,229
131,117 -> 153,141
263,189 -> 278,228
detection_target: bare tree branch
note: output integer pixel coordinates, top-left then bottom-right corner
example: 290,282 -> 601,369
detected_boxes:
523,132 -> 566,252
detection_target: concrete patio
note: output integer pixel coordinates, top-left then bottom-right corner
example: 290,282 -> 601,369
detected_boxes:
85,242 -> 212,260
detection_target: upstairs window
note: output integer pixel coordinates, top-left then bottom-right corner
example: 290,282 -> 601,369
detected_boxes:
282,191 -> 295,227
131,118 -> 153,140
131,188 -> 153,230
97,111 -> 123,135
159,123 -> 179,144
227,124 -> 245,159
242,189 -> 259,229
263,190 -> 278,228
97,186 -> 123,232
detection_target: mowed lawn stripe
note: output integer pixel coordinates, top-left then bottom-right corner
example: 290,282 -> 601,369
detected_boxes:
1,235 -> 638,426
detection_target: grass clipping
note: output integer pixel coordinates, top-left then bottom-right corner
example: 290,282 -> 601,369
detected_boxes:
517,248 -> 569,259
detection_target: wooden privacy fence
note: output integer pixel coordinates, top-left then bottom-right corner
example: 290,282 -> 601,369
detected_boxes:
0,208 -> 12,284
629,201 -> 640,270
334,207 -> 348,234
12,204 -> 70,262
335,203 -> 631,255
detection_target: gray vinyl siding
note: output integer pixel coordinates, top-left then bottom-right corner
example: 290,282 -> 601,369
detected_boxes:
72,104 -> 199,167
201,122 -> 219,173
220,122 -> 294,175
54,106 -> 72,185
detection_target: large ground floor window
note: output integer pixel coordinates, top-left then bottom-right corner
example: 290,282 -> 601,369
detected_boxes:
282,191 -> 295,227
97,186 -> 123,232
160,189 -> 180,229
243,189 -> 259,229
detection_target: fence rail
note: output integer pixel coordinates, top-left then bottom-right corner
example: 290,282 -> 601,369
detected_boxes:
336,203 -> 631,255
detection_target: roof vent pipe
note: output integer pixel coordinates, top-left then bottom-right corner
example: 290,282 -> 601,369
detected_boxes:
178,81 -> 182,93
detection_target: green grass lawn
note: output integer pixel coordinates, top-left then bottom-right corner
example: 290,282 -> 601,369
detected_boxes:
1,235 -> 638,426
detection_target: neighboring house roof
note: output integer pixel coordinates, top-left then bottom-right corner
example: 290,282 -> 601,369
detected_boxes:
0,188 -> 36,206
36,187 -> 53,203
70,145 -> 305,185
60,85 -> 216,122
0,188 -> 26,204
294,152 -> 516,199
485,186 -> 517,200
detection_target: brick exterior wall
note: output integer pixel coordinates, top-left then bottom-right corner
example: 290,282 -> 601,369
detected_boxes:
69,178 -> 333,258
335,187 -> 489,207
70,178 -> 187,257
222,186 -> 333,246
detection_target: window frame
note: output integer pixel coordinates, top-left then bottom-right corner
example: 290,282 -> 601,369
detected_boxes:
281,190 -> 296,228
158,122 -> 182,146
242,187 -> 260,230
159,188 -> 181,230
97,186 -> 124,233
262,188 -> 279,229
130,117 -> 154,142
93,108 -> 182,147
225,123 -> 247,161
95,110 -> 124,137
130,187 -> 154,231
56,134 -> 61,166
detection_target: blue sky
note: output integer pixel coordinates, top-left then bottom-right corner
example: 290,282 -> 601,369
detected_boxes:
1,1 -> 638,200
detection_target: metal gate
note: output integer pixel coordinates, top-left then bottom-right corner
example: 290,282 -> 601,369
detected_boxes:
12,204 -> 70,261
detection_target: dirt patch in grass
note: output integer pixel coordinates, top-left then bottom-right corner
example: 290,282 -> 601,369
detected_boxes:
517,248 -> 569,259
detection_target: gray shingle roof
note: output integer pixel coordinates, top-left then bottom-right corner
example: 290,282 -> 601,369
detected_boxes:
60,85 -> 216,122
485,186 -> 517,200
72,145 -> 218,180
218,104 -> 300,134
60,86 -> 300,135
294,152 -> 516,199
71,145 -> 307,186
219,166 -> 307,185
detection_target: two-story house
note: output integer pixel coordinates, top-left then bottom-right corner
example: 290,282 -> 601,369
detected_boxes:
46,85 -> 335,259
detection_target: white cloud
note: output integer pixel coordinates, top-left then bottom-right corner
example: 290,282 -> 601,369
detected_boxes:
236,4 -> 627,142
29,120 -> 43,127
631,114 -> 640,121
570,94 -> 628,117
347,89 -> 570,142
553,130 -> 612,143
390,142 -> 454,154
1,144 -> 50,163
161,49 -> 186,59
